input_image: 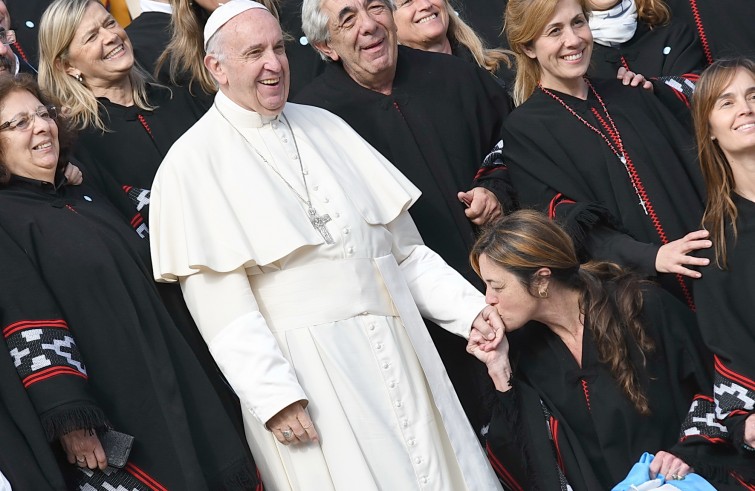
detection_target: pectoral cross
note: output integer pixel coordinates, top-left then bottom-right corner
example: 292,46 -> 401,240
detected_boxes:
308,206 -> 334,244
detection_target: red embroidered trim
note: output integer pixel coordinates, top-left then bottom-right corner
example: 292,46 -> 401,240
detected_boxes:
475,165 -> 506,179
130,213 -> 144,228
619,56 -> 631,72
590,108 -> 696,310
12,42 -> 28,64
731,472 -> 755,491
547,193 -> 575,220
125,462 -> 169,491
688,0 -> 714,65
549,416 -> 565,472
256,467 -> 264,491
3,319 -> 68,337
715,356 -> 755,392
580,378 -> 592,412
679,433 -> 728,445
23,365 -> 87,388
486,442 -> 525,491
137,114 -> 155,141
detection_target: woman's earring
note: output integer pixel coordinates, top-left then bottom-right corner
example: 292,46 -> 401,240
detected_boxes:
538,287 -> 549,299
73,73 -> 84,83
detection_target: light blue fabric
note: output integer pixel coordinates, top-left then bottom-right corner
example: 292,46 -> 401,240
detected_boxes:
611,452 -> 717,491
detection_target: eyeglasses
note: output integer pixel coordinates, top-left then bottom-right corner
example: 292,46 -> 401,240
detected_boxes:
0,106 -> 58,132
0,29 -> 16,46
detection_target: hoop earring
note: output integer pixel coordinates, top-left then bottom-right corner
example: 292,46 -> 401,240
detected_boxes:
538,288 -> 549,299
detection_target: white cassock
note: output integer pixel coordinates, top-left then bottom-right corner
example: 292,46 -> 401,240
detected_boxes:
150,90 -> 502,491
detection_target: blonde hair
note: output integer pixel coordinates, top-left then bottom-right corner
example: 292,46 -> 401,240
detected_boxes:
156,0 -> 280,96
504,0 -> 589,105
692,57 -> 755,269
446,1 -> 512,73
38,0 -> 155,131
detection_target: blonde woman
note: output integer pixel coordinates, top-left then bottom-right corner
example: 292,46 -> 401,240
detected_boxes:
393,0 -> 512,85
501,0 -> 710,308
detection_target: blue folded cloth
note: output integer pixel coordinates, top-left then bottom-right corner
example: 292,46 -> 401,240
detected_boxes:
611,452 -> 716,491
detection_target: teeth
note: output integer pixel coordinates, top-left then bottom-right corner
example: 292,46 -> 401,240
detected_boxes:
563,52 -> 582,61
418,13 -> 437,24
104,45 -> 124,60
736,123 -> 755,131
259,79 -> 279,85
33,142 -> 51,150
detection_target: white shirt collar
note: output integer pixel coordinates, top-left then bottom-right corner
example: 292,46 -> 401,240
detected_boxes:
139,0 -> 172,14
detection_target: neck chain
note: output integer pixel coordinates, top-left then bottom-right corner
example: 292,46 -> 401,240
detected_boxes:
214,103 -> 334,244
538,80 -> 648,215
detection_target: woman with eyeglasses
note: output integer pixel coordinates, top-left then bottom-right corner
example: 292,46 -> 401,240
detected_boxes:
0,74 -> 258,489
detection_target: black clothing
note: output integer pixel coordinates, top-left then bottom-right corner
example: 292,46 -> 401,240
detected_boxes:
680,193 -> 755,486
502,80 -> 704,306
74,83 -> 205,225
295,46 -> 513,431
125,11 -> 171,78
487,286 -> 711,490
667,0 -> 755,62
589,19 -> 706,81
278,0 -> 326,98
453,0 -> 507,49
0,175 -> 258,489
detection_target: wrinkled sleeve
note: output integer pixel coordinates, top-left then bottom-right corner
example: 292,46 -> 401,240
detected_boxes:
387,211 -> 486,339
180,268 -> 307,427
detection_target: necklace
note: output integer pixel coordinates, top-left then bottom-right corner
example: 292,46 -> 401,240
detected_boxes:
538,80 -> 648,215
214,103 -> 334,244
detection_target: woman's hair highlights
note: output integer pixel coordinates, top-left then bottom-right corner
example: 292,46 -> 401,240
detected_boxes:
471,210 -> 654,414
38,0 -> 156,132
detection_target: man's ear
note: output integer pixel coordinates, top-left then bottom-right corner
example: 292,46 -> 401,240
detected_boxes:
204,54 -> 227,86
314,41 -> 340,62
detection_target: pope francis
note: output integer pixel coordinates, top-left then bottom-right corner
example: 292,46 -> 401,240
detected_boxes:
149,1 -> 504,489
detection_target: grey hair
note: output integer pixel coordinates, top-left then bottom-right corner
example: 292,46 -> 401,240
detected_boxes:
302,0 -> 395,61
205,28 -> 226,63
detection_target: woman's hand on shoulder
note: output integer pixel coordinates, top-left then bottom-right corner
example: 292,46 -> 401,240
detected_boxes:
655,229 -> 712,278
60,428 -> 107,470
616,67 -> 653,91
649,451 -> 692,481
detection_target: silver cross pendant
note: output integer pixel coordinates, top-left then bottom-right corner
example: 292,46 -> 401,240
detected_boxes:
308,206 -> 334,244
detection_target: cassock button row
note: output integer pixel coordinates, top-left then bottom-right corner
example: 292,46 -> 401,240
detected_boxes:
303,169 -> 308,174
272,122 -> 278,129
335,212 -> 340,218
407,438 -> 416,446
375,343 -> 382,350
420,477 -> 428,485
414,457 -> 422,465
292,154 -> 299,160
323,198 -> 329,203
382,363 -> 390,369
347,246 -> 354,254
369,324 -> 375,331
282,138 -> 288,143
394,401 -> 402,408
313,185 -> 319,191
402,419 -> 409,428
388,381 -> 396,388
343,227 -> 350,235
